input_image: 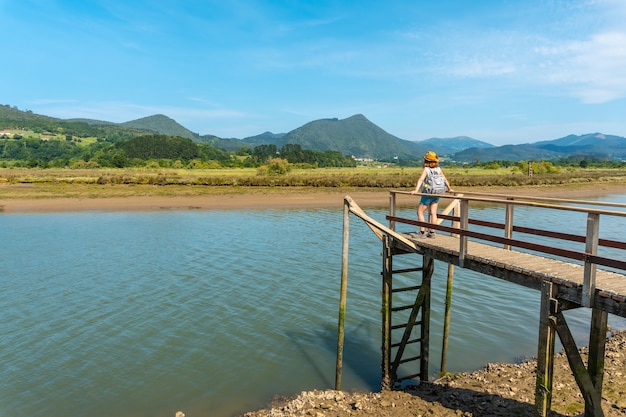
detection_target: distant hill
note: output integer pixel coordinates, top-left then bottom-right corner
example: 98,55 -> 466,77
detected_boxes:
417,136 -> 494,156
452,144 -> 564,163
274,114 -> 426,159
3,104 -> 625,162
60,114 -> 200,141
243,131 -> 286,146
452,133 -> 626,162
120,114 -> 199,140
0,105 -> 145,140
209,131 -> 287,152
533,133 -> 626,157
0,104 -> 60,124
208,121 -> 493,159
66,118 -> 116,126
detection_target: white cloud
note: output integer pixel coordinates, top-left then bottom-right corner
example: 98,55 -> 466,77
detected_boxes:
536,31 -> 626,103
446,57 -> 517,78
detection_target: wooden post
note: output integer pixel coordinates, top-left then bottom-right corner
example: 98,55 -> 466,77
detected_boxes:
335,199 -> 350,390
504,200 -> 514,250
582,213 -> 600,307
586,308 -> 608,417
381,235 -> 393,390
452,197 -> 461,237
420,256 -> 433,381
458,199 -> 469,267
535,281 -> 557,417
389,191 -> 397,232
440,263 -> 454,376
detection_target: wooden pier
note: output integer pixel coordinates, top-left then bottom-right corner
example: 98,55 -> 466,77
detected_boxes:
336,190 -> 626,417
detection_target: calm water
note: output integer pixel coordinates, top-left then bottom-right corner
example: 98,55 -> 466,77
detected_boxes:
2,196 -> 626,417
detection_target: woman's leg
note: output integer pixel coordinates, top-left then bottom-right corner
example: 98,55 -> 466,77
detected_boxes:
428,202 -> 439,233
417,203 -> 428,233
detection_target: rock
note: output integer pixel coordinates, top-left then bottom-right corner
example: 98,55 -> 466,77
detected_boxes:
380,399 -> 392,407
241,330 -> 626,417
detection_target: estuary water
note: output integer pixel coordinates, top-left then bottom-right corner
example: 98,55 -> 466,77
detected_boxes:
2,196 -> 626,417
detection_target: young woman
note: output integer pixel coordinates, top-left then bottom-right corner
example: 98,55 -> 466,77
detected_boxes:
410,151 -> 453,238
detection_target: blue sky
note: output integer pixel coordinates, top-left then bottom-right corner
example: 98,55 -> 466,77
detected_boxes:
2,0 -> 625,145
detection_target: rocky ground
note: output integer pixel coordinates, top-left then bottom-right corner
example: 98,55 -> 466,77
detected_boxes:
241,330 -> 626,417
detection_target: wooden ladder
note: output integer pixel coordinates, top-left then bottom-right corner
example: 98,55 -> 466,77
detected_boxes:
381,235 -> 433,389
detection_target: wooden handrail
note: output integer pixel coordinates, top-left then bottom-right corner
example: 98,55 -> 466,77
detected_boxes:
436,213 -> 626,251
390,190 -> 626,217
388,189 -> 626,307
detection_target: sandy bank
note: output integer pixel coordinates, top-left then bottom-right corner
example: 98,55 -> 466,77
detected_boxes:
2,183 -> 626,213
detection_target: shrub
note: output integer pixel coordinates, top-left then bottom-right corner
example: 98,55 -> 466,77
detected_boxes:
265,158 -> 292,175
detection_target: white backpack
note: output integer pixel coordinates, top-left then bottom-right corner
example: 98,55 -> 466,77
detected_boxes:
422,167 -> 446,194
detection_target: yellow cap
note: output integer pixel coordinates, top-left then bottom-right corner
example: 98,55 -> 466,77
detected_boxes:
423,151 -> 439,162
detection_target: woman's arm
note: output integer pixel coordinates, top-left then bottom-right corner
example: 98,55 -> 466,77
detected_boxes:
410,168 -> 428,194
442,171 -> 453,192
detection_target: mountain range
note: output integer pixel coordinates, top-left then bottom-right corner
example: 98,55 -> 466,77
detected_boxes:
2,105 -> 625,161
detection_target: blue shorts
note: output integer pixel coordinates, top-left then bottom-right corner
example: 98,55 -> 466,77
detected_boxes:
420,195 -> 440,206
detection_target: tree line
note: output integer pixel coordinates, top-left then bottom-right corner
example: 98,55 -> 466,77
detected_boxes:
0,134 -> 356,169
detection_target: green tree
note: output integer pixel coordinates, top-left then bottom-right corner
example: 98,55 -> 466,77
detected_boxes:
116,135 -> 199,161
250,144 -> 278,163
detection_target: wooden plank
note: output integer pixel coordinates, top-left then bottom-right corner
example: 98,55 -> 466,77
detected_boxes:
555,311 -> 605,416
422,234 -> 622,287
404,231 -> 626,317
403,235 -> 625,312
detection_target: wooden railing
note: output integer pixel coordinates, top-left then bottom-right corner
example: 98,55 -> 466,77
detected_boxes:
388,190 -> 626,307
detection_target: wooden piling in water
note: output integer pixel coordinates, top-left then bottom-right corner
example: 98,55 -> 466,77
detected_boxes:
381,234 -> 393,390
440,263 -> 454,375
536,281 -> 557,416
335,199 -> 350,390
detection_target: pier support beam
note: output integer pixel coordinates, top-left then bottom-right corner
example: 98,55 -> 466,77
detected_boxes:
555,310 -> 604,417
420,256 -> 433,382
536,281 -> 557,417
335,199 -> 351,390
381,235 -> 393,390
587,307 -> 608,416
535,281 -> 608,417
440,263 -> 454,375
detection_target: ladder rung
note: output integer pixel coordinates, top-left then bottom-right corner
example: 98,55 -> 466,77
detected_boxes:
396,372 -> 421,382
398,355 -> 421,365
391,267 -> 423,274
392,285 -> 421,293
391,319 -> 422,329
391,338 -> 420,348
391,304 -> 414,312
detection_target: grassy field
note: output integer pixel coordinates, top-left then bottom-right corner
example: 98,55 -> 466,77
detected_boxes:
1,130 -> 99,145
2,166 -> 626,201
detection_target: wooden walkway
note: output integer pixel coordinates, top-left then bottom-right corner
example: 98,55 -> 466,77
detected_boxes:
403,232 -> 626,318
336,190 -> 626,416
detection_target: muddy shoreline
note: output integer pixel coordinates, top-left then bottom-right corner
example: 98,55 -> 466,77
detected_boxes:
241,330 -> 626,417
2,183 -> 626,212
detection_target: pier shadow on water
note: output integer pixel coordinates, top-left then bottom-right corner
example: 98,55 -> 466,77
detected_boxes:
284,319 -> 382,391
